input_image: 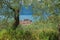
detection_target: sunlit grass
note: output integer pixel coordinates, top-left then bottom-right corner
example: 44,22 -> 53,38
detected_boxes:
0,21 -> 58,40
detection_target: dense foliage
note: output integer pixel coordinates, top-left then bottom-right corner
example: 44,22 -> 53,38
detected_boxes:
0,0 -> 60,40
0,20 -> 58,40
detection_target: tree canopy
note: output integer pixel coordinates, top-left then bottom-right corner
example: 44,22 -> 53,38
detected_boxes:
0,0 -> 60,29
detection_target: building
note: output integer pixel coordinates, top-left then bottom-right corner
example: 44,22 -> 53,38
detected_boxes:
20,19 -> 32,25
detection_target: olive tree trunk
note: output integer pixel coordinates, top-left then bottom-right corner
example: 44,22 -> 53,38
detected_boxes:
12,10 -> 19,30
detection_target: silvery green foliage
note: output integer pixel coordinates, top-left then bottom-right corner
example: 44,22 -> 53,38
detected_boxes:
0,0 -> 60,19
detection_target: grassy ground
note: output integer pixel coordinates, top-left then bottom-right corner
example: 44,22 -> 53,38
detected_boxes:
0,21 -> 58,40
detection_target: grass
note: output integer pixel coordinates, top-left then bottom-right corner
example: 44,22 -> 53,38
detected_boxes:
0,21 -> 58,40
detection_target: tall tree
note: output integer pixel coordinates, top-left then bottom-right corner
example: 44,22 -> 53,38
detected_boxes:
0,0 -> 21,30
0,0 -> 34,30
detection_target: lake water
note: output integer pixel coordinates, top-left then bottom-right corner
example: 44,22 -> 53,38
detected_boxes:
20,15 -> 34,21
20,15 -> 40,22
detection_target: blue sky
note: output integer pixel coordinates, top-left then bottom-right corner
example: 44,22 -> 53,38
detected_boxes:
19,5 -> 34,21
19,5 -> 33,15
